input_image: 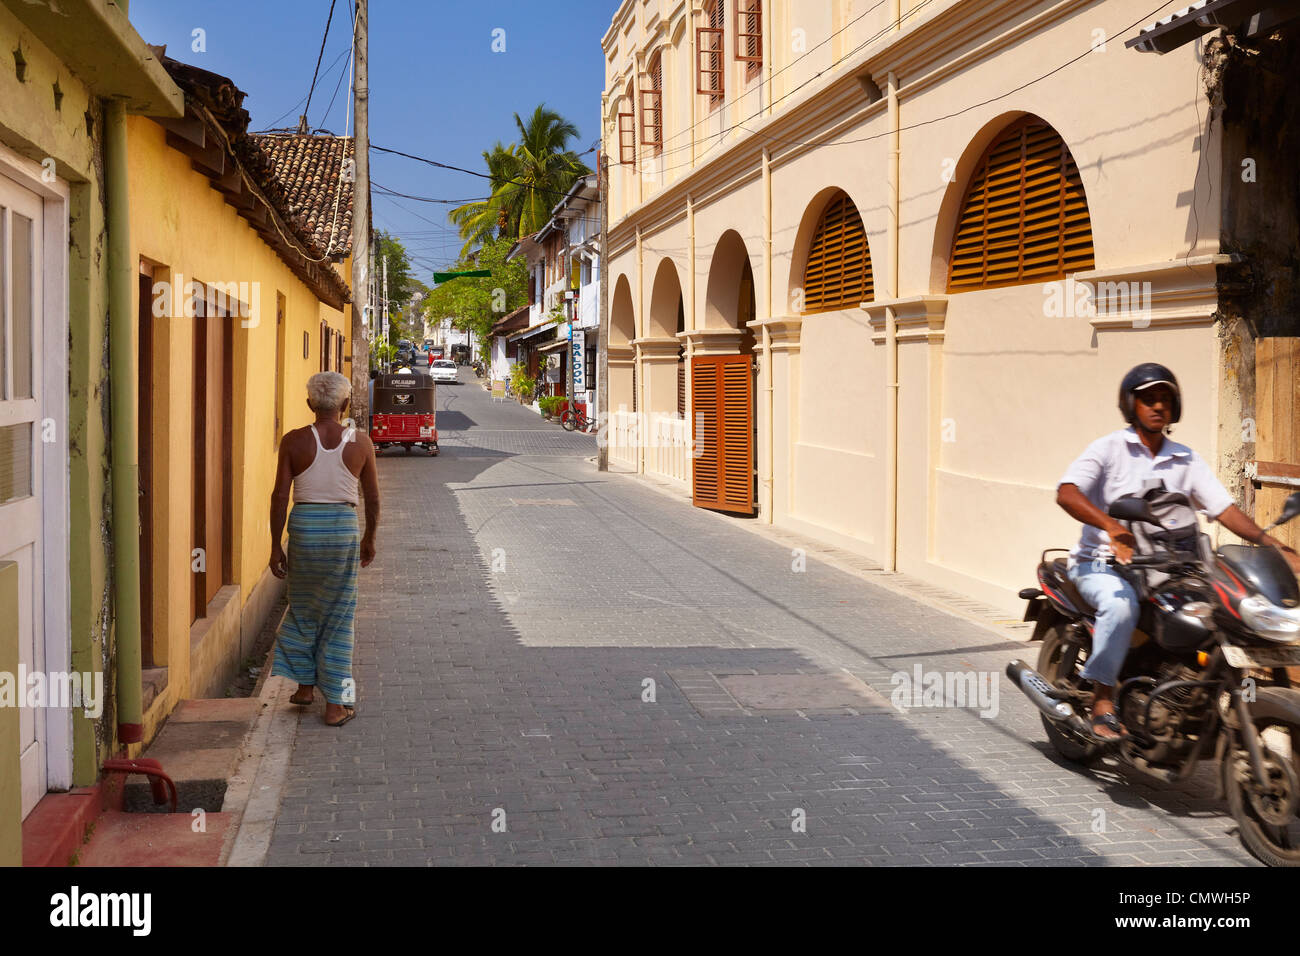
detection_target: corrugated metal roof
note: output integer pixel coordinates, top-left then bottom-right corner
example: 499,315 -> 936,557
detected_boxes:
1127,0 -> 1282,52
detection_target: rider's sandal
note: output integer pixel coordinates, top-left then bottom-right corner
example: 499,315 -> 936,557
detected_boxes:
1089,712 -> 1128,743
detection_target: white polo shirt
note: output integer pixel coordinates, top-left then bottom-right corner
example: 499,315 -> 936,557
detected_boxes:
1058,426 -> 1235,566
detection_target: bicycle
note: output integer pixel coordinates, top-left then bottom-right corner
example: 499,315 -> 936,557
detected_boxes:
560,404 -> 594,432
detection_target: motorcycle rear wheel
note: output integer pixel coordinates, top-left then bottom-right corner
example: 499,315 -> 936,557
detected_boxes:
1224,707 -> 1300,866
1036,621 -> 1101,763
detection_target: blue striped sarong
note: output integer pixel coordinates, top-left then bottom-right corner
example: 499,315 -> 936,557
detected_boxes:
271,503 -> 359,704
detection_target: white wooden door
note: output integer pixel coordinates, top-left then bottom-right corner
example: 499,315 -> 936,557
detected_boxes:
0,173 -> 45,818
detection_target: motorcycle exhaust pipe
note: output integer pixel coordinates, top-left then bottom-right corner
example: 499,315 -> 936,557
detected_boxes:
1006,660 -> 1087,731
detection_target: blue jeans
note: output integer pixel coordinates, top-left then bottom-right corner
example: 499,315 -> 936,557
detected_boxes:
1067,562 -> 1139,687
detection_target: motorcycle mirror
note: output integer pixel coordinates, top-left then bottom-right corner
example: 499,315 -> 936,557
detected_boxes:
1108,497 -> 1161,525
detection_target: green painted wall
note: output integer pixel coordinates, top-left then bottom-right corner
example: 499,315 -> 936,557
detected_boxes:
0,4 -> 114,813
0,561 -> 19,865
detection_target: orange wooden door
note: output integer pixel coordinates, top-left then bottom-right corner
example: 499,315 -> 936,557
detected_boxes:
138,272 -> 155,663
691,354 -> 754,514
192,297 -> 232,619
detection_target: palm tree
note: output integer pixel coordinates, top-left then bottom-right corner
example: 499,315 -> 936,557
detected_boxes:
448,142 -> 519,253
449,104 -> 591,258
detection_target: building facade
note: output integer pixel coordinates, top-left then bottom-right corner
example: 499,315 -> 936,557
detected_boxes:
601,0 -> 1261,611
508,175 -> 602,414
0,13 -> 358,862
129,53 -> 356,744
0,0 -> 183,863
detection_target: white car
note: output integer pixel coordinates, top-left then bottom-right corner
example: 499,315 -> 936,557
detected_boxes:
430,359 -> 459,384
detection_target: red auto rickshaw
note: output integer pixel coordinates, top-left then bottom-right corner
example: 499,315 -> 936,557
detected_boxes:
369,371 -> 437,455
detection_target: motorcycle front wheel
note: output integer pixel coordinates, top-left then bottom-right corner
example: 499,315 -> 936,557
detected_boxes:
1224,694 -> 1300,866
1036,621 -> 1101,764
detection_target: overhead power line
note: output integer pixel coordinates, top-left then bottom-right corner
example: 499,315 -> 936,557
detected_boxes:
302,0 -> 339,128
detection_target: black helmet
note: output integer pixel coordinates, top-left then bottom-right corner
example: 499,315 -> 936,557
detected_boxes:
1118,363 -> 1181,425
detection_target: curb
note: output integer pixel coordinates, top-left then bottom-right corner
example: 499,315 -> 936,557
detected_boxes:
220,672 -> 301,867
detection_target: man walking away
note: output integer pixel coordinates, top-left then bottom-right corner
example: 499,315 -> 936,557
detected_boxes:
268,371 -> 380,726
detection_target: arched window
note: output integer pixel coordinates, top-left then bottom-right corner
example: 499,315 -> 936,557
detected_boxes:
801,191 -> 872,313
642,52 -> 663,152
946,117 -> 1094,292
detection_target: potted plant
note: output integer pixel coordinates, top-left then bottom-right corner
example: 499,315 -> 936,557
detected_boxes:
538,395 -> 565,420
508,361 -> 536,406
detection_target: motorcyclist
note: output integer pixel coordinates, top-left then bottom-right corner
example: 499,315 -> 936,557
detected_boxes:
1055,363 -> 1300,741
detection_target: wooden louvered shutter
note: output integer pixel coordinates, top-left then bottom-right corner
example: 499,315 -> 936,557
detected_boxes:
698,0 -> 724,103
802,192 -> 873,313
947,118 -> 1094,292
691,354 -> 754,514
692,359 -> 720,507
642,55 -> 663,150
618,110 -> 636,166
736,0 -> 762,67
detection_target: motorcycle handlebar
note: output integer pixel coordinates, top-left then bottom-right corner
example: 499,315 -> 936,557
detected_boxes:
1109,551 -> 1181,568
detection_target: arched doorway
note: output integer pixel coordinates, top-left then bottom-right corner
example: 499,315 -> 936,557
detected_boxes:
692,230 -> 757,515
609,274 -> 635,413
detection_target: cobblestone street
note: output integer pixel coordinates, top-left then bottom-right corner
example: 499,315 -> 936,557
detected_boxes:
263,371 -> 1258,866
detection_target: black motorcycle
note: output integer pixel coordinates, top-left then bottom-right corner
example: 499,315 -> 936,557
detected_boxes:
1009,490 -> 1300,866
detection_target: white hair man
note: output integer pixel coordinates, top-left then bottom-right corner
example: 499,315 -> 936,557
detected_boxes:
268,371 -> 380,727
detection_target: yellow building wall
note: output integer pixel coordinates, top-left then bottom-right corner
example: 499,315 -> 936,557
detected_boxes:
126,115 -> 347,735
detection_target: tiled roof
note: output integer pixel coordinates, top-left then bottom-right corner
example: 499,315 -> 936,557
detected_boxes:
250,134 -> 355,260
490,305 -> 531,336
151,47 -> 356,266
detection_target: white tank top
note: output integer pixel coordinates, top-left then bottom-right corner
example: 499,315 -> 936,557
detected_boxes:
293,425 -> 360,505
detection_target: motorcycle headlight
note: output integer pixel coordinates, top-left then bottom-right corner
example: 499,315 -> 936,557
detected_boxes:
1239,595 -> 1300,643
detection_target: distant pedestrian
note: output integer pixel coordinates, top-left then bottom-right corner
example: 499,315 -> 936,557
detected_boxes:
268,371 -> 380,727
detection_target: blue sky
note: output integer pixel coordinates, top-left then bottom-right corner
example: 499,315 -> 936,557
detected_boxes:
129,0 -> 614,278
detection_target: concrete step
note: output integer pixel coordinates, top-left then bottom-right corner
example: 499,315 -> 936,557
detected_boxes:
123,697 -> 265,814
77,810 -> 234,866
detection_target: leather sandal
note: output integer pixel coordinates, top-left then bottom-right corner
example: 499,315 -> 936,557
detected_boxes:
1090,712 -> 1128,742
324,706 -> 356,728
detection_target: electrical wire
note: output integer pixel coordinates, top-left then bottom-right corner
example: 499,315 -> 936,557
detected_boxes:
257,45 -> 351,132
302,0 -> 339,127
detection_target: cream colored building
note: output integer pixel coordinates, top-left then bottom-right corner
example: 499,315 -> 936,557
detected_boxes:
601,0 -> 1252,611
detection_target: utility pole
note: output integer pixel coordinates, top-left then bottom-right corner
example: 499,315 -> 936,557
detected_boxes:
349,0 -> 369,424
597,150 -> 609,471
381,252 -> 389,363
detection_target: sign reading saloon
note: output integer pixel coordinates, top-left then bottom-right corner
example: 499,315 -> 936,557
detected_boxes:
571,329 -> 585,392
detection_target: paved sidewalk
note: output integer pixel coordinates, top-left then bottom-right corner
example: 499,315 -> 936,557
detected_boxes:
263,373 -> 1256,866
